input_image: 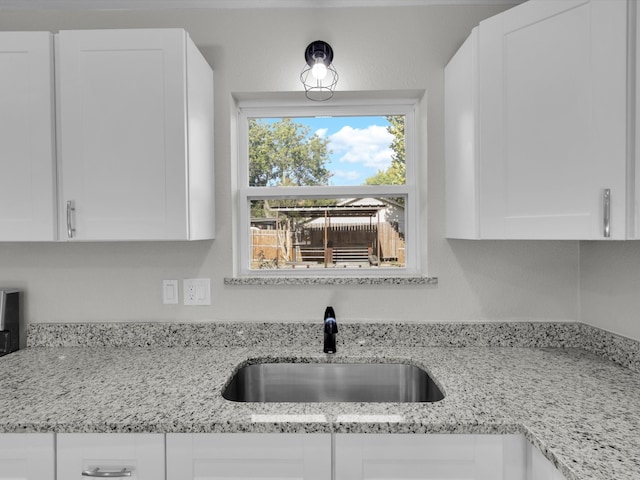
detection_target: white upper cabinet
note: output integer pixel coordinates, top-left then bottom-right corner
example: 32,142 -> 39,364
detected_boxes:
446,0 -> 629,239
445,27 -> 480,240
635,2 -> 640,239
0,32 -> 57,241
57,28 -> 215,241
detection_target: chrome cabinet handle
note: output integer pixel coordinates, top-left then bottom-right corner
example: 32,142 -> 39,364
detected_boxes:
603,188 -> 611,238
66,200 -> 76,239
81,467 -> 133,478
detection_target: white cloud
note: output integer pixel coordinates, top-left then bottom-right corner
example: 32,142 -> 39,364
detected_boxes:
329,125 -> 393,171
332,169 -> 363,182
315,128 -> 329,138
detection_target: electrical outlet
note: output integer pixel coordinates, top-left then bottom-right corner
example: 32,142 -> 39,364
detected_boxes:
183,278 -> 211,306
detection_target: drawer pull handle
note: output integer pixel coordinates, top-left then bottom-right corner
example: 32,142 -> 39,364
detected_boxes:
603,188 -> 611,238
81,467 -> 133,478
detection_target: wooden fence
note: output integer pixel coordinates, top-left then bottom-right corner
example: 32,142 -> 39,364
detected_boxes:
251,223 -> 405,268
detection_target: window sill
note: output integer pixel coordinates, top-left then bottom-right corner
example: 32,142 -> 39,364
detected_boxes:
223,275 -> 438,286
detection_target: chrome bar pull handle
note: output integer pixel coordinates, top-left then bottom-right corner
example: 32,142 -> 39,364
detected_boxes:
66,200 -> 76,239
82,467 -> 133,478
603,188 -> 611,238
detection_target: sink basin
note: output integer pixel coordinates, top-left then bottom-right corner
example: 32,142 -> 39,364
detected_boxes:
222,362 -> 444,403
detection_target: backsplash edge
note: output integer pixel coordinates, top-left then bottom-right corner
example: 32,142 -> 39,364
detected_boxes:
27,322 -> 640,372
25,321 -> 640,373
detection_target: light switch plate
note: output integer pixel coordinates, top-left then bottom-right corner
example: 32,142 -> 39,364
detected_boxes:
183,278 -> 211,306
162,280 -> 179,305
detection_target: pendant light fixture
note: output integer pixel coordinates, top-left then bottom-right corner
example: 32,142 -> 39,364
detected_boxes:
300,40 -> 338,101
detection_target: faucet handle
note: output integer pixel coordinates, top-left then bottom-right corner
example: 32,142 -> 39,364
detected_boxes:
324,306 -> 335,320
324,306 -> 337,333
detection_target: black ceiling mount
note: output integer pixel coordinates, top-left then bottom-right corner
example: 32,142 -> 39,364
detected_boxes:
305,40 -> 334,67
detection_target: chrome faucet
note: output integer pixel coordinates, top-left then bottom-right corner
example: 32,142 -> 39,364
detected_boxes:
323,306 -> 337,354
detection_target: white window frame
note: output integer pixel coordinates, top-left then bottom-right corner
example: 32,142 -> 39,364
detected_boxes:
235,98 -> 420,277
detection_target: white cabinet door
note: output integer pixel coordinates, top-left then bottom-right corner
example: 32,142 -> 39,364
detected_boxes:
335,434 -> 525,480
0,32 -> 56,241
57,433 -> 164,480
478,0 -> 628,239
445,27 -> 480,239
528,442 -> 568,480
57,28 -> 214,241
0,434 -> 55,480
166,433 -> 331,480
635,2 -> 640,239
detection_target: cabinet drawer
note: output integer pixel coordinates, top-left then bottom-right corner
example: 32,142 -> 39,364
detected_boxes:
57,433 -> 164,480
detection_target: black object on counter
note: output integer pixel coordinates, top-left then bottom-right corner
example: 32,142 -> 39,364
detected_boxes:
0,289 -> 20,356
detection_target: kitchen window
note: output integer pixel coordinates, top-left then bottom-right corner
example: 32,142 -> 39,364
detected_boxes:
236,100 -> 419,276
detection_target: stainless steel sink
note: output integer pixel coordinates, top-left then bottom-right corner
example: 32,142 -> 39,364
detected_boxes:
222,362 -> 444,403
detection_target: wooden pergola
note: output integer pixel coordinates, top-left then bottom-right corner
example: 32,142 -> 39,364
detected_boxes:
268,204 -> 385,267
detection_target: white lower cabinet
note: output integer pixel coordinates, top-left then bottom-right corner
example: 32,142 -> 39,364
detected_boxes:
166,433 -> 331,480
165,433 -> 567,480
0,432 -> 569,480
528,441 -> 568,480
0,434 -> 55,480
336,434 -> 568,480
56,433 -> 164,480
336,433 -> 525,480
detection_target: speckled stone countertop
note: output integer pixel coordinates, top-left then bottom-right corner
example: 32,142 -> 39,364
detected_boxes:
2,321 -> 640,480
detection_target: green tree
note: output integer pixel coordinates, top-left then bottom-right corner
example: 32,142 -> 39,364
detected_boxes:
364,115 -> 405,185
249,118 -> 332,187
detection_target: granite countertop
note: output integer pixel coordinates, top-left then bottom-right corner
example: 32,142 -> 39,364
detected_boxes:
2,322 -> 640,480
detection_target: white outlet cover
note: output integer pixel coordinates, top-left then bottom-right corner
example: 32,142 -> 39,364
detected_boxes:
183,278 -> 211,306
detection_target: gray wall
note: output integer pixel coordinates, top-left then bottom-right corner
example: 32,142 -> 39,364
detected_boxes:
581,243 -> 640,341
0,5 -> 582,328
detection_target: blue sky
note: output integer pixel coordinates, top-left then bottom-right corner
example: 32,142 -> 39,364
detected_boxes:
268,116 -> 394,186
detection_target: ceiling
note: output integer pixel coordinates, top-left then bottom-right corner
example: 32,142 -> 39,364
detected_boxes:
0,0 -> 526,10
